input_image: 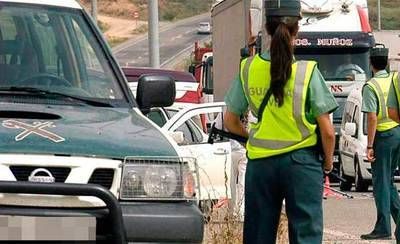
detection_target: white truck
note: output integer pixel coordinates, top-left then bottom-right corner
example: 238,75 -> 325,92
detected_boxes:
212,0 -> 375,172
294,0 -> 375,169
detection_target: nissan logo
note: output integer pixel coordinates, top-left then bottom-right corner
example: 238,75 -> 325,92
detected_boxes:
28,168 -> 55,183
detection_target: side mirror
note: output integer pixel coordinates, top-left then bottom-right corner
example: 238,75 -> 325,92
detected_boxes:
136,75 -> 175,114
169,131 -> 185,144
344,122 -> 357,137
188,65 -> 195,75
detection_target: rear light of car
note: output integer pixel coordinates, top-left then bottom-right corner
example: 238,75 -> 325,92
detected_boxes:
175,91 -> 201,104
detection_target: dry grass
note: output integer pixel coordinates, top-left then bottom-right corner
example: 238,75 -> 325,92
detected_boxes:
204,206 -> 288,243
79,0 -> 139,19
200,150 -> 289,243
98,20 -> 110,33
277,212 -> 289,243
131,24 -> 148,35
105,36 -> 128,47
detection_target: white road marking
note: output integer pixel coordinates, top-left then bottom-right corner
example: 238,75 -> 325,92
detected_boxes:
171,34 -> 183,41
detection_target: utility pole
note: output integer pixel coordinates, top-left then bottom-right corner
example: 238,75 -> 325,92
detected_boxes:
377,0 -> 381,31
148,0 -> 160,68
91,0 -> 97,24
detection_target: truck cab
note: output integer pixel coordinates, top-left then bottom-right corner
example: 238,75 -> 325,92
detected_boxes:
294,0 -> 375,169
0,0 -> 203,242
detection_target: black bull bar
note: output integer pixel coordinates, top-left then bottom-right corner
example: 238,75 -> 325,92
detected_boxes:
0,181 -> 127,243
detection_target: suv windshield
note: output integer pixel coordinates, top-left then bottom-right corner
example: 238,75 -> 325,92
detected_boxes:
0,3 -> 126,105
296,48 -> 371,81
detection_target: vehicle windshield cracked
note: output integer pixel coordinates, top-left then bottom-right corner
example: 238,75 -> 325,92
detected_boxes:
0,4 -> 127,106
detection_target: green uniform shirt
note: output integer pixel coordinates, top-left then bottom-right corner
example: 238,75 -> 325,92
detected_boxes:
224,52 -> 338,123
387,78 -> 399,109
361,70 -> 389,113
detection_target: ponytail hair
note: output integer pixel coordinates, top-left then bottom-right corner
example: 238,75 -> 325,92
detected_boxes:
266,17 -> 299,106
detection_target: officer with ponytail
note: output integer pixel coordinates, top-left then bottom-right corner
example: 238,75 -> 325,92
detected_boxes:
223,0 -> 337,243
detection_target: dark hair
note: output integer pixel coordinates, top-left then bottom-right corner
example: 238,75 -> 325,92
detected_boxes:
266,17 -> 299,106
370,56 -> 388,71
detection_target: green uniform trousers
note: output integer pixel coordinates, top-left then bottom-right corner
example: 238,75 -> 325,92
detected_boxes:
371,126 -> 400,238
243,148 -> 323,244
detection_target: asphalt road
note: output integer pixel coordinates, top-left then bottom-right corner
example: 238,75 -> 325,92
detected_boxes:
113,13 -> 211,68
323,184 -> 397,243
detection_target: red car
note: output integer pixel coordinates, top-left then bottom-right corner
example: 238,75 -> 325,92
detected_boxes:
122,67 -> 202,104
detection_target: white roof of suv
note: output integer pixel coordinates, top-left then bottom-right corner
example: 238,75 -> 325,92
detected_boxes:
0,0 -> 82,9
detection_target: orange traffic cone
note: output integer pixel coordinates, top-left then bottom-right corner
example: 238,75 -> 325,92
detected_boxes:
323,176 -> 342,199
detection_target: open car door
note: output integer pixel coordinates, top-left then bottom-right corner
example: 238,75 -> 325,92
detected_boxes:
163,102 -> 232,202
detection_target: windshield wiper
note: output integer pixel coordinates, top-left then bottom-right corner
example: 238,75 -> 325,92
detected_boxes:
0,87 -> 114,107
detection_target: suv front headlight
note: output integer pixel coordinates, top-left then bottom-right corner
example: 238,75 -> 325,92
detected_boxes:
120,158 -> 196,200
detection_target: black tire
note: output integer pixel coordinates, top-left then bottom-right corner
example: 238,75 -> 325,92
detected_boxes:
339,163 -> 353,191
354,158 -> 369,192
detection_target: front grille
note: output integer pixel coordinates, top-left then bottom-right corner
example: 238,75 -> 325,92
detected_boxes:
9,166 -> 70,182
88,168 -> 114,189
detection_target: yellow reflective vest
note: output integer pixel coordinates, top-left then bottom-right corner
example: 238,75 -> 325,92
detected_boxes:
240,54 -> 317,159
392,72 -> 400,110
366,72 -> 398,132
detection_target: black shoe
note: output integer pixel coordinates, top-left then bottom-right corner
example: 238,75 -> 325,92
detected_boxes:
360,232 -> 392,240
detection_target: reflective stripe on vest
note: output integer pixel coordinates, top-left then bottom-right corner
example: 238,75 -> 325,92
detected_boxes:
239,54 -> 317,159
247,61 -> 310,148
394,72 -> 400,107
367,74 -> 398,131
242,56 -> 257,116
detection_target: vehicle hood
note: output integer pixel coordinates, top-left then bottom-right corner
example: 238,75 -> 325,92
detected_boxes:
0,103 -> 177,159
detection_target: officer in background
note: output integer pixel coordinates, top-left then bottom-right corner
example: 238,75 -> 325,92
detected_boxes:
223,0 -> 337,243
360,44 -> 400,240
386,47 -> 400,243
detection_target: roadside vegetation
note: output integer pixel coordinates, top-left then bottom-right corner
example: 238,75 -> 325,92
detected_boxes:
368,0 -> 400,30
78,0 -> 212,47
106,36 -> 128,47
131,24 -> 148,35
79,0 -> 212,21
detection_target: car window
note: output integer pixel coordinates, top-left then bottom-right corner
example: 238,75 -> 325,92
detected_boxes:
188,119 -> 204,142
362,112 -> 368,135
341,101 -> 354,129
176,122 -> 195,145
0,4 -> 127,106
353,105 -> 360,137
147,109 -> 167,127
32,13 -> 63,78
0,13 -> 17,65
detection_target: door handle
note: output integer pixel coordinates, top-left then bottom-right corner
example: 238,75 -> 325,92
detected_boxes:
214,148 -> 229,155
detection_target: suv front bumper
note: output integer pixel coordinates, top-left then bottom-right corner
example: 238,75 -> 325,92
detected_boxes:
121,201 -> 204,243
0,181 -> 126,243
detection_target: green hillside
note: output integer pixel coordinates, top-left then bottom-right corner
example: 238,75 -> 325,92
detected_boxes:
79,0 -> 213,21
368,0 -> 400,30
